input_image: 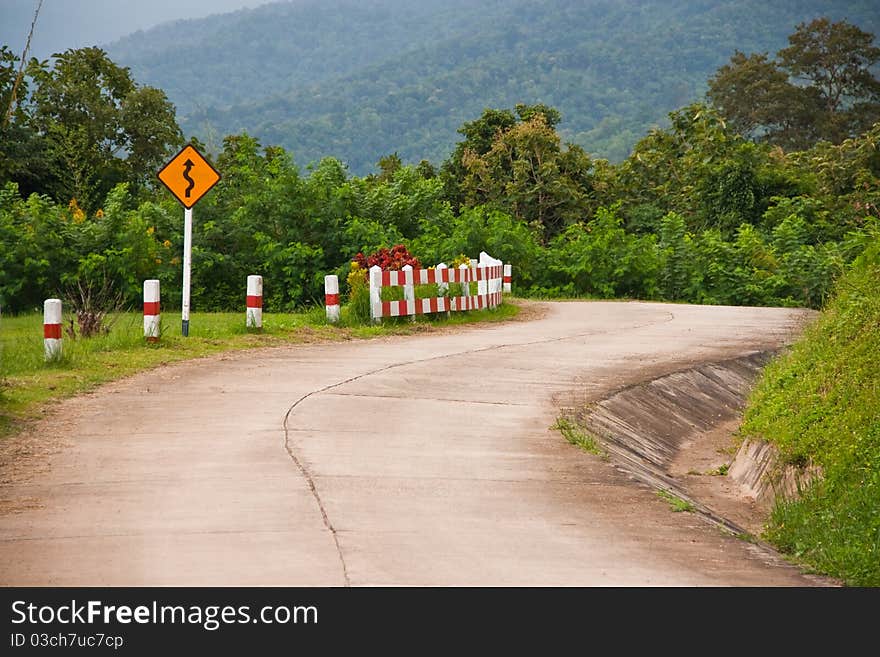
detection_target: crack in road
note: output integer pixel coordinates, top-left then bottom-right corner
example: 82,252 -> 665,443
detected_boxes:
281,309 -> 674,587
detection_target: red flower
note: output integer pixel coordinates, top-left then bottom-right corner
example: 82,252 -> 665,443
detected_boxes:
356,245 -> 421,271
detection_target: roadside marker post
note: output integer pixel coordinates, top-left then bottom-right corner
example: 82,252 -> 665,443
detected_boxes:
246,275 -> 263,330
157,144 -> 221,337
43,298 -> 62,361
143,280 -> 161,343
503,264 -> 512,294
325,275 -> 340,323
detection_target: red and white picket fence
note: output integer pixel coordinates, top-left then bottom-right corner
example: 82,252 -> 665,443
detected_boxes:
322,251 -> 508,323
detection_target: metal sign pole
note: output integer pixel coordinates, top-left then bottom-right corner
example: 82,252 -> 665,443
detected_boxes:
182,206 -> 193,337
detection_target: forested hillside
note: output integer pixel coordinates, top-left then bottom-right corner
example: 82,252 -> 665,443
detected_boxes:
107,0 -> 880,173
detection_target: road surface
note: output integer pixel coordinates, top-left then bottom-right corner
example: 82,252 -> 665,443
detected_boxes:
0,301 -> 821,585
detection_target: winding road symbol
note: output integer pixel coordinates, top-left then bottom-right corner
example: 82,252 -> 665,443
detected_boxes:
182,159 -> 196,199
157,144 -> 221,209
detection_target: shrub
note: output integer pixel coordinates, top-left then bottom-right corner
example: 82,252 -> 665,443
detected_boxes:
346,261 -> 371,323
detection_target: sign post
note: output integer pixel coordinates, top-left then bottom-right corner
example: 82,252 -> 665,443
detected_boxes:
157,144 -> 221,337
182,207 -> 193,336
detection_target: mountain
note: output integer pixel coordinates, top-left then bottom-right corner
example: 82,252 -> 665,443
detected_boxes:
0,0 -> 269,62
106,0 -> 880,174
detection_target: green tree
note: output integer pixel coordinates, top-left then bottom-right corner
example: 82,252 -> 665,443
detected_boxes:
0,46 -> 50,197
779,18 -> 880,144
372,152 -> 403,183
705,52 -> 801,144
708,19 -> 880,150
441,107 -> 517,212
27,47 -> 182,209
616,103 -> 801,235
459,113 -> 595,238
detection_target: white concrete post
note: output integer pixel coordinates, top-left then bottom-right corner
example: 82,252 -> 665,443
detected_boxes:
325,274 -> 340,323
458,263 -> 470,311
436,263 -> 450,317
369,265 -> 382,324
246,275 -> 263,330
480,252 -> 502,307
43,298 -> 62,361
143,279 -> 160,343
478,251 -> 495,308
477,263 -> 488,309
479,251 -> 496,296
503,264 -> 512,294
436,263 -> 449,297
402,264 -> 415,320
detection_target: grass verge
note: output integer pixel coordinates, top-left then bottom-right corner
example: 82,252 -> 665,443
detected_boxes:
740,240 -> 880,586
0,301 -> 519,440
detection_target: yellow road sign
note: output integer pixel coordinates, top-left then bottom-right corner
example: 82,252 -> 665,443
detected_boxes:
157,144 -> 221,208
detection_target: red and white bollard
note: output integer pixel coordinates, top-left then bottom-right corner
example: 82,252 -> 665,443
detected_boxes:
325,274 -> 340,323
503,264 -> 512,294
143,279 -> 160,343
43,298 -> 62,361
246,275 -> 263,330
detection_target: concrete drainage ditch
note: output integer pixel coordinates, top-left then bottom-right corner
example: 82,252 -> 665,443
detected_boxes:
573,351 -> 818,545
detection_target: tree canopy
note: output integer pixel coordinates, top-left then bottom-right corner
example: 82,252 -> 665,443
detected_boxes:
708,18 -> 880,150
1,47 -> 182,211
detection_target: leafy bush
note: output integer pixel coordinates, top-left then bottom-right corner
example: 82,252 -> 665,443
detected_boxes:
545,206 -> 661,299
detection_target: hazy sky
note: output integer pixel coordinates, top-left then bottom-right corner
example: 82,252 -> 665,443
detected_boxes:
1,0 -> 272,60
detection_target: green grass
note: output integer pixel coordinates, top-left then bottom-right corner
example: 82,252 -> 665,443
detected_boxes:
552,416 -> 605,456
656,489 -> 696,513
740,240 -> 880,586
0,301 -> 519,440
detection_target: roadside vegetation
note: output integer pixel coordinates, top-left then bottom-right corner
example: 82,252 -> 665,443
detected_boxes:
741,241 -> 880,586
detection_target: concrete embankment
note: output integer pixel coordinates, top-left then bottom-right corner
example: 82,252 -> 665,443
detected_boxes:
576,351 -> 818,540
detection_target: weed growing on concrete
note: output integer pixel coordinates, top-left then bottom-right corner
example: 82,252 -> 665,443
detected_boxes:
656,489 -> 695,513
552,417 -> 604,457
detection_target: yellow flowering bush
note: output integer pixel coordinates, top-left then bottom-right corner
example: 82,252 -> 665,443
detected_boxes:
346,260 -> 370,323
68,198 -> 85,223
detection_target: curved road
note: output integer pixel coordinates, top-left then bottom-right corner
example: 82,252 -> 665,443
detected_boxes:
0,301 -> 820,585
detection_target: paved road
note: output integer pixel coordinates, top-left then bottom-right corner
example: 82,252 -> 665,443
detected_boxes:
0,301 -> 821,585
